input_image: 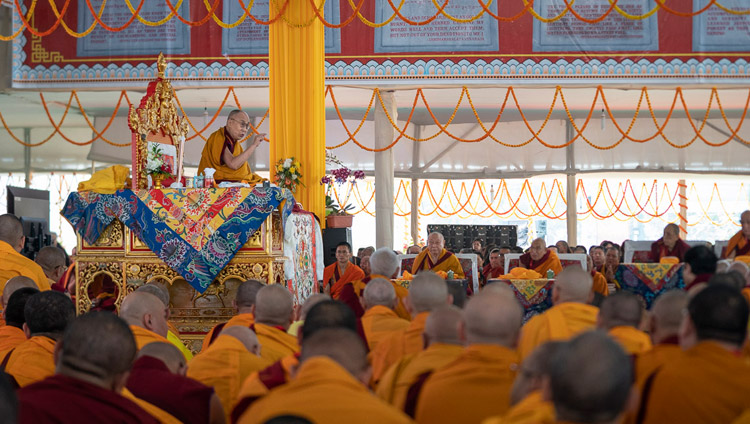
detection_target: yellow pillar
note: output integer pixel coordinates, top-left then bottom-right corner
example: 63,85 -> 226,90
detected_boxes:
269,0 -> 326,221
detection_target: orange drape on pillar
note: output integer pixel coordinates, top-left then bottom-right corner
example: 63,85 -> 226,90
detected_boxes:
269,0 -> 326,222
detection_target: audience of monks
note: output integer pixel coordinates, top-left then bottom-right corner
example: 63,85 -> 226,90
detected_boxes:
6,211 -> 750,423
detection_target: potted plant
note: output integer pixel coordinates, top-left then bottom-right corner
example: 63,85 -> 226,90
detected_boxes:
321,154 -> 365,228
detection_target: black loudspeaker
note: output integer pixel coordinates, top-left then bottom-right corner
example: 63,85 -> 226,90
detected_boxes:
322,227 -> 352,267
426,224 -> 517,252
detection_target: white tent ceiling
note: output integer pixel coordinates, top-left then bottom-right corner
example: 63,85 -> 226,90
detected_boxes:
1,85 -> 748,177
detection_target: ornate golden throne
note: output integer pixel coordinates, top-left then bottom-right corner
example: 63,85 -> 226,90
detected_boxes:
73,55 -> 287,354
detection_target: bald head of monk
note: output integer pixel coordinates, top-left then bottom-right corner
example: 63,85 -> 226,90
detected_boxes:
552,267 -> 594,305
511,341 -> 565,405
597,292 -> 643,330
363,278 -> 397,310
529,238 -> 548,262
426,232 -> 446,261
369,247 -> 400,279
0,214 -> 24,252
2,275 -> 37,309
300,328 -> 369,384
482,281 -> 516,297
648,290 -> 687,344
219,326 -> 261,356
4,287 -> 39,329
253,284 -> 294,330
235,279 -> 265,313
462,290 -> 523,347
119,291 -> 169,338
680,283 -> 749,350
138,342 -> 187,376
423,305 -> 464,347
135,284 -> 170,319
56,311 -> 137,392
300,300 -> 357,342
298,293 -> 330,321
35,246 -> 67,282
406,271 -> 451,318
24,290 -> 74,340
546,332 -> 634,424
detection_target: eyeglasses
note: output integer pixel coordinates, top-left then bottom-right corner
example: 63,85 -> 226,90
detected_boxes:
229,118 -> 251,130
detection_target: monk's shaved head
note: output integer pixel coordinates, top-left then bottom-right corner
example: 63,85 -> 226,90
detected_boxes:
3,276 -> 38,308
220,326 -> 260,354
25,291 -> 74,337
299,294 -> 330,320
511,341 -> 565,405
651,289 -> 688,334
236,279 -> 265,309
138,342 -> 186,374
482,281 -> 516,297
57,312 -> 137,385
0,214 -> 23,246
548,332 -> 632,423
423,305 -> 464,346
300,328 -> 368,377
4,287 -> 39,328
687,284 -> 749,347
598,292 -> 643,330
254,284 -> 294,328
119,291 -> 169,337
553,267 -> 593,304
369,247 -> 400,278
464,291 -> 523,347
301,300 -> 357,340
408,271 -> 449,314
135,284 -> 170,307
363,278 -> 396,309
35,246 -> 66,275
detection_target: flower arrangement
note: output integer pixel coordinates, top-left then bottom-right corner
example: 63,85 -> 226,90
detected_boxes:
274,157 -> 304,192
145,144 -> 173,177
321,153 -> 365,216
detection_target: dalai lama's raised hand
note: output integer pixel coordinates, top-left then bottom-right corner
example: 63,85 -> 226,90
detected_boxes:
247,132 -> 265,150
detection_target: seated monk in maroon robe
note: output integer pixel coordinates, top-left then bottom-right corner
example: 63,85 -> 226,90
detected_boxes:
126,342 -> 223,424
519,238 -> 563,277
482,247 -> 509,283
17,312 -> 159,424
650,223 -> 691,263
724,210 -> 750,259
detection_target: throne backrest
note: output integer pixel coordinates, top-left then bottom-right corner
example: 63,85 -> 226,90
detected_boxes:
128,53 -> 188,189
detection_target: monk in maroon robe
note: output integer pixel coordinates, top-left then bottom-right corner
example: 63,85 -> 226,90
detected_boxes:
650,223 -> 691,263
126,342 -> 223,424
18,312 -> 158,424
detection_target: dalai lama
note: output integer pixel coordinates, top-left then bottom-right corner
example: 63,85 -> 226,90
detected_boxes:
519,238 -> 563,277
198,110 -> 265,183
724,210 -> 750,259
411,232 -> 464,278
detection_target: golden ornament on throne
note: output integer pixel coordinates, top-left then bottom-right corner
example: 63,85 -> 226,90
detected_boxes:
128,52 -> 189,189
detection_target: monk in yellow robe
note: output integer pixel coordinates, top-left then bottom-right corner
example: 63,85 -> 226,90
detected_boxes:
251,284 -> 299,362
0,214 -> 50,294
198,110 -> 264,183
342,248 -> 410,320
547,332 -> 636,424
622,290 -> 686,424
412,232 -> 464,279
188,327 -> 271,422
376,305 -> 464,410
481,342 -> 563,424
370,272 -> 452,386
640,285 -> 750,423
0,286 -> 38,353
134,285 -> 193,360
724,210 -> 750,259
413,291 -> 522,423
361,278 -> 410,351
237,328 -> 412,424
517,267 -> 599,361
597,292 -> 652,355
201,280 -> 262,351
119,291 -> 177,354
5,291 -> 73,387
323,241 -> 365,298
519,238 -> 563,277
585,254 -> 608,297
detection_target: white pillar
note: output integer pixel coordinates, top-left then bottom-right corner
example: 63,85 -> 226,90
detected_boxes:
374,90 -> 396,249
678,179 -> 688,239
410,125 -> 421,246
566,174 -> 577,246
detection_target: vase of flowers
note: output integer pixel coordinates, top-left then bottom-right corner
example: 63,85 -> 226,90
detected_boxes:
321,153 -> 365,227
145,144 -> 173,189
274,157 -> 304,193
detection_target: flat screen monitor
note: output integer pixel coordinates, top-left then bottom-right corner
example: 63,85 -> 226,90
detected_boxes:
6,186 -> 49,224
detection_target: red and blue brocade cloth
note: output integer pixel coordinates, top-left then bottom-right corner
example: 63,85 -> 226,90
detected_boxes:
62,187 -> 294,293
